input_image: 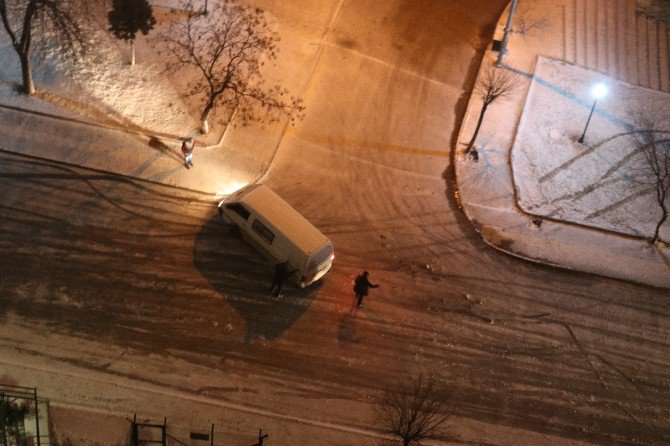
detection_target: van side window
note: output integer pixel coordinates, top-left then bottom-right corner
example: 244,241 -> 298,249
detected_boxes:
226,203 -> 251,220
251,219 -> 275,244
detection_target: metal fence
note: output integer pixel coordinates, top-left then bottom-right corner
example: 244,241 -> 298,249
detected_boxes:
0,384 -> 50,446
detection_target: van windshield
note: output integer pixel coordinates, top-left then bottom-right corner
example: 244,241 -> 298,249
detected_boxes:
226,203 -> 251,220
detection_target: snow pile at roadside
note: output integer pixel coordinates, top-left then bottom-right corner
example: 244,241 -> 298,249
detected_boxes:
511,57 -> 670,240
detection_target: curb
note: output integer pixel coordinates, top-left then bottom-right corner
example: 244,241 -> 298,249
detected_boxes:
0,148 -> 215,198
0,100 -> 268,197
0,97 -> 229,151
0,102 -> 185,144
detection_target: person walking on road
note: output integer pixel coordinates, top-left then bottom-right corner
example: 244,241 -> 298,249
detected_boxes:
270,261 -> 292,297
181,138 -> 194,168
354,271 -> 378,307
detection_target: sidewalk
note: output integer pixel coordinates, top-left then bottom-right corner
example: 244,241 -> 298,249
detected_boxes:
0,101 -> 260,197
455,0 -> 670,289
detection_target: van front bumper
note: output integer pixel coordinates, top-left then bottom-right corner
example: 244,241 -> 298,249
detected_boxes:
300,257 -> 334,288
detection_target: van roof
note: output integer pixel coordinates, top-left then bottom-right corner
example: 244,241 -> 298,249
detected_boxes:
235,184 -> 331,254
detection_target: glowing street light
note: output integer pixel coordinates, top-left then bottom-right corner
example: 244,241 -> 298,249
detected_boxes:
578,82 -> 608,144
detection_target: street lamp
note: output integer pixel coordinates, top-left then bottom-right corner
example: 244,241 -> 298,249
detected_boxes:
578,82 -> 608,144
497,0 -> 519,66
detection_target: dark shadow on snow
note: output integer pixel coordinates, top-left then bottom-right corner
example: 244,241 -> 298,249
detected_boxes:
147,136 -> 184,164
193,213 -> 322,342
337,307 -> 362,346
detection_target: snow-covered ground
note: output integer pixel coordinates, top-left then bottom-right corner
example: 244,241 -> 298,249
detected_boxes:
0,0 -> 663,246
0,9 -> 199,137
456,0 -> 669,289
512,57 -> 670,240
0,1 -> 311,197
1,0 -> 669,445
0,1 -> 300,146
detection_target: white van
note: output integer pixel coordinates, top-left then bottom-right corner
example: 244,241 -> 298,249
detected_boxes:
218,184 -> 334,288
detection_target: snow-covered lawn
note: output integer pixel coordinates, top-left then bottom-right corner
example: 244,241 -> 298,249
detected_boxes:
0,0 -> 313,200
512,57 -> 670,240
0,3 -> 255,143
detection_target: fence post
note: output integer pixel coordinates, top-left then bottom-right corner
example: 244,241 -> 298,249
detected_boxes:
2,394 -> 9,446
162,417 -> 167,446
33,388 -> 41,446
210,424 -> 214,446
131,414 -> 138,446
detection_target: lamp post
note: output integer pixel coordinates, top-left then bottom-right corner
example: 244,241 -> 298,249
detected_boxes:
578,82 -> 607,144
497,0 -> 519,66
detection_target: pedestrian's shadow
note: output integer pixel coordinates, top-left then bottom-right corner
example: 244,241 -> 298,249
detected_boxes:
337,306 -> 363,346
147,136 -> 184,164
193,213 -> 321,342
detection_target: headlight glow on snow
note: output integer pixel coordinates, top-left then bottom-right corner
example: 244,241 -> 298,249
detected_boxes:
216,181 -> 248,198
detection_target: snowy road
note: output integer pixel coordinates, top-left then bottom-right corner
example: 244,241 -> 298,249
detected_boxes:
1,150 -> 668,443
1,0 -> 670,445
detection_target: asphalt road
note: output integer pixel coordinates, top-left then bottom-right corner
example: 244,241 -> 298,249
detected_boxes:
1,0 -> 669,445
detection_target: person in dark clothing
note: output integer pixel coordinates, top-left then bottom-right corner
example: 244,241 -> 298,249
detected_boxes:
270,261 -> 292,297
353,271 -> 379,307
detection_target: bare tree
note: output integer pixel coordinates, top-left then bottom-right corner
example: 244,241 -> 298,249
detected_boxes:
375,374 -> 450,446
464,63 -> 522,156
158,0 -> 304,134
512,15 -> 550,37
630,112 -> 670,244
0,0 -> 86,95
507,2 -> 551,37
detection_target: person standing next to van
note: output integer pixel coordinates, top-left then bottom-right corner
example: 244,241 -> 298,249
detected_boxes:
181,139 -> 194,168
354,271 -> 378,307
270,261 -> 292,297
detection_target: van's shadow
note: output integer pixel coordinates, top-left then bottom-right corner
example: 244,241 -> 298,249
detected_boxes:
193,214 -> 321,342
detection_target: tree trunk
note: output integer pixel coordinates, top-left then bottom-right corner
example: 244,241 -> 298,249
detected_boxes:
131,40 -> 135,66
200,102 -> 214,134
465,102 -> 489,152
652,194 -> 667,243
20,51 -> 35,95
